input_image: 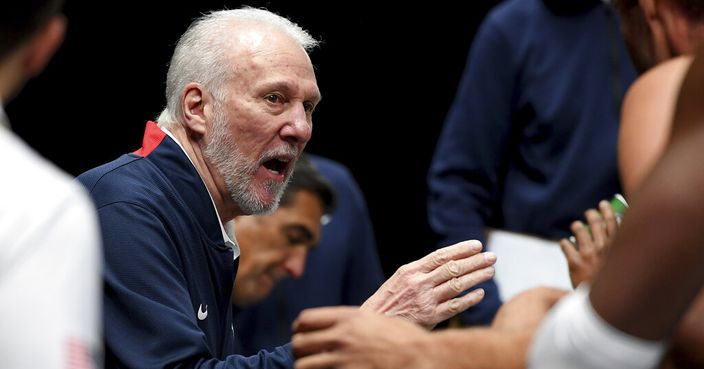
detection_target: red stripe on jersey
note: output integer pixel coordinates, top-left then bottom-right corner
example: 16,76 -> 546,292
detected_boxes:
133,121 -> 166,157
65,338 -> 94,369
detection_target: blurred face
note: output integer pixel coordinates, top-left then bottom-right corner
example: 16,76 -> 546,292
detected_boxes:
232,189 -> 324,307
204,27 -> 321,215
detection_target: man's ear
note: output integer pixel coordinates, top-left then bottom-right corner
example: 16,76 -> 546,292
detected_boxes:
639,0 -> 675,62
22,15 -> 66,77
181,82 -> 213,137
656,1 -> 703,55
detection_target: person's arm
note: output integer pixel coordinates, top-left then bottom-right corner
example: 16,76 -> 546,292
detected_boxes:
98,202 -> 292,369
426,15 -> 516,325
590,48 -> 704,342
529,48 -> 704,369
291,288 -> 566,369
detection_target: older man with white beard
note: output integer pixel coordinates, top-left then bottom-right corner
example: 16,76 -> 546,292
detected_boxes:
77,7 -> 497,369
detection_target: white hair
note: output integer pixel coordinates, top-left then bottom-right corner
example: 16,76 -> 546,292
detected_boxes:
156,7 -> 319,127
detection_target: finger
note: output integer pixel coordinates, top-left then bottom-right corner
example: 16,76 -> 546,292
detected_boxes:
432,288 -> 486,323
295,351 -> 344,369
599,200 -> 618,241
292,326 -> 345,358
293,306 -> 358,334
427,250 -> 496,286
412,240 -> 483,273
559,238 -> 581,268
571,220 -> 592,253
585,209 -> 606,247
433,263 -> 495,302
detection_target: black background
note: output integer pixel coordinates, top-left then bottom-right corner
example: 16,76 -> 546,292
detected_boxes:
7,0 -> 500,276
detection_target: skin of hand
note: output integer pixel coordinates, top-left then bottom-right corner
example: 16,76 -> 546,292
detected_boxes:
292,307 -> 437,369
559,200 -> 619,288
291,288 -> 566,369
358,240 -> 496,329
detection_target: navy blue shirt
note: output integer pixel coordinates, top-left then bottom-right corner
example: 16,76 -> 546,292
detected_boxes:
234,155 -> 384,354
427,0 -> 636,325
78,122 -> 292,369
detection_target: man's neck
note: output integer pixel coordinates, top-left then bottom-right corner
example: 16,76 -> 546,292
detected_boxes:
163,124 -> 240,222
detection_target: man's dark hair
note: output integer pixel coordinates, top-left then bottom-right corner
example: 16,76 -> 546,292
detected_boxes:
669,0 -> 704,21
281,154 -> 336,215
0,0 -> 65,60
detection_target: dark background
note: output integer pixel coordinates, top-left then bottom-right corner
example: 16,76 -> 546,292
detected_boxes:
7,0 -> 500,276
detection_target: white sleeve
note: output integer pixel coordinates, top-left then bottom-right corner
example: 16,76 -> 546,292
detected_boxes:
0,186 -> 102,369
528,285 -> 667,369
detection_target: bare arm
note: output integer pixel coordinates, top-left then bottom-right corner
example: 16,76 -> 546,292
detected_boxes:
292,287 -> 566,369
292,307 -> 530,369
590,50 -> 704,341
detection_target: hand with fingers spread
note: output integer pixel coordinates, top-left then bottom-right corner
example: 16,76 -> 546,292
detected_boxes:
359,240 -> 496,329
559,200 -> 619,288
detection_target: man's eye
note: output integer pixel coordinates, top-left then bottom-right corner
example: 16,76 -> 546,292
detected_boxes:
265,94 -> 282,104
286,235 -> 305,246
303,102 -> 315,113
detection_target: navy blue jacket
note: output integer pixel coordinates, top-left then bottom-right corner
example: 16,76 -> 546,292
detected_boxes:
234,155 -> 384,354
427,0 -> 636,325
78,122 -> 292,369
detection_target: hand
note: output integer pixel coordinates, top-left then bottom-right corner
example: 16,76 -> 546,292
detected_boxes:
292,307 -> 434,369
559,200 -> 618,288
360,240 -> 496,329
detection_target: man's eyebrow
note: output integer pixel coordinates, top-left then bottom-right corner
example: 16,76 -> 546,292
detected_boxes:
286,224 -> 315,243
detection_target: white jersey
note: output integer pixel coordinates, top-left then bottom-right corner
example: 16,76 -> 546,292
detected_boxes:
0,125 -> 102,368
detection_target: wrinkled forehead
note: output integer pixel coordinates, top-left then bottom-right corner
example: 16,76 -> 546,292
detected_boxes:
227,26 -> 318,88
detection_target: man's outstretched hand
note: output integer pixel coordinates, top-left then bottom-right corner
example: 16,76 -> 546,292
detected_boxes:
360,240 -> 496,329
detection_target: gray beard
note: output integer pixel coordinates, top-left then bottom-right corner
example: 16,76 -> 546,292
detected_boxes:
202,109 -> 288,215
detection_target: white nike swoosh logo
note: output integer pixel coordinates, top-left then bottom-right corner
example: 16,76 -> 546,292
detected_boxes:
198,304 -> 208,320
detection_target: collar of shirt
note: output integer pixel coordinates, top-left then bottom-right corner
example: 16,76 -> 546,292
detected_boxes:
160,126 -> 240,259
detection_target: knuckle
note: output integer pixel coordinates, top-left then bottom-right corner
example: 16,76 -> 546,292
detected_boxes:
448,298 -> 463,314
395,264 -> 410,277
432,248 -> 449,266
450,277 -> 464,293
445,260 -> 461,277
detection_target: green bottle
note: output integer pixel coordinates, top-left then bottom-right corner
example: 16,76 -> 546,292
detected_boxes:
568,193 -> 629,248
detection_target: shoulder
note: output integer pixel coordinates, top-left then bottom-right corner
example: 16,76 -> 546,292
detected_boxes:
0,129 -> 84,208
619,56 -> 694,195
0,129 -> 99,259
77,153 -> 166,209
308,155 -> 354,184
307,154 -> 364,199
621,56 -> 693,138
624,56 -> 693,108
